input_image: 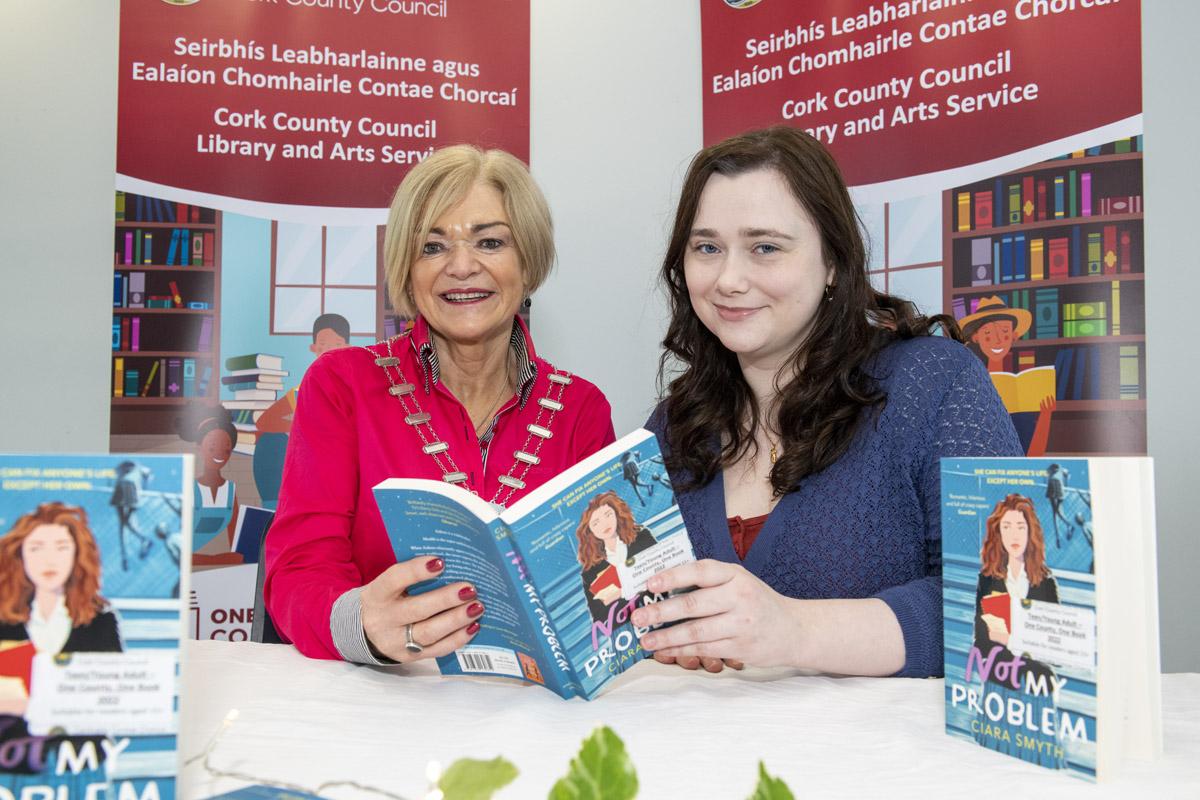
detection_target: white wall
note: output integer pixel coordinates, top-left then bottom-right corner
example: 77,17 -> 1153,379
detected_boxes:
1,0 -> 1196,671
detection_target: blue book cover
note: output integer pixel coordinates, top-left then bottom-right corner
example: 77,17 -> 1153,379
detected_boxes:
0,454 -> 192,799
942,458 -> 1099,780
1014,234 -> 1027,282
374,429 -> 695,700
1000,236 -> 1013,283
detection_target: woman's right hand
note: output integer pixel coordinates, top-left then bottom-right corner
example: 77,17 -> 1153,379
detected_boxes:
360,556 -> 484,663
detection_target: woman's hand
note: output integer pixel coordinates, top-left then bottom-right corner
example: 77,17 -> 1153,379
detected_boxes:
652,652 -> 744,673
360,556 -> 483,663
630,559 -> 800,668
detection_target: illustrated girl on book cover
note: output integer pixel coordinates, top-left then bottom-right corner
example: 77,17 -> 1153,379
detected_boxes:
0,502 -> 123,779
575,490 -> 658,624
973,493 -> 1065,768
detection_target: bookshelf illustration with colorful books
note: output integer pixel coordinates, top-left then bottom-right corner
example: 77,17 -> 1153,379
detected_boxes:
943,137 -> 1146,455
111,191 -> 221,435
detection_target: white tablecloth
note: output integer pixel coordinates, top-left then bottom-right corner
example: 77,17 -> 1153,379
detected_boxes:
179,640 -> 1200,799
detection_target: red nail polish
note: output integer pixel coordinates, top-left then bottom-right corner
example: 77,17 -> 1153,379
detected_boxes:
466,621 -> 481,635
467,602 -> 484,617
425,557 -> 444,573
458,586 -> 476,601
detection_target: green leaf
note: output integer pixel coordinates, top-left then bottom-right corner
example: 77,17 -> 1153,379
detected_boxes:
748,761 -> 795,800
548,726 -> 638,800
438,756 -> 518,800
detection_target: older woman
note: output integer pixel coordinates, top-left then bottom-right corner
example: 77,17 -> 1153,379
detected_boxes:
631,126 -> 1021,677
265,146 -> 615,664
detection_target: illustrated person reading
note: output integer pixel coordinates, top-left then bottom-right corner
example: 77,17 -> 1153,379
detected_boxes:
0,502 -> 123,717
972,493 -> 1064,766
265,145 -> 616,665
254,313 -> 353,509
576,491 -> 658,623
960,296 -> 1056,457
630,126 -> 1022,677
181,406 -> 244,568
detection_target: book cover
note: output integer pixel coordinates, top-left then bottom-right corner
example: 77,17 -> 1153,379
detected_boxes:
957,192 -> 971,232
942,457 -> 1162,781
166,229 -> 180,266
1119,346 -> 1140,399
224,354 -> 284,372
128,272 -> 145,309
1021,177 -> 1034,223
113,358 -> 124,398
182,359 -> 196,398
1111,282 -> 1121,336
0,453 -> 192,799
1029,238 -> 1044,281
373,429 -> 695,700
1081,172 -> 1092,217
1007,184 -> 1021,225
1048,237 -> 1069,279
1036,180 -> 1047,221
166,359 -> 183,398
1103,225 -> 1117,275
1086,232 -> 1102,276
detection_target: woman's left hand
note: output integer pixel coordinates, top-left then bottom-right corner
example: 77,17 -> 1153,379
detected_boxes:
630,559 -> 799,668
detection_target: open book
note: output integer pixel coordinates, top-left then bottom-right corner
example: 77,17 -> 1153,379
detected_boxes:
373,429 -> 694,700
989,365 -> 1056,413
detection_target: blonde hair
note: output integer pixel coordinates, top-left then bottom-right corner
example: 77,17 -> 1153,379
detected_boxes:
383,145 -> 555,318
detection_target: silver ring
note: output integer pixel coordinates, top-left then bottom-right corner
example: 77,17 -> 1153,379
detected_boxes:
404,623 -> 424,655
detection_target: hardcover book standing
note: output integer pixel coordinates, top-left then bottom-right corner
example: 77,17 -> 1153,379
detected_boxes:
941,457 -> 1161,781
0,454 -> 192,799
374,429 -> 694,700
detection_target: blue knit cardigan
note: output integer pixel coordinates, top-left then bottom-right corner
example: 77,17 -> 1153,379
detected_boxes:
647,335 -> 1021,677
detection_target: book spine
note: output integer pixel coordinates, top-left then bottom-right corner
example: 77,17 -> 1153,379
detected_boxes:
1119,345 -> 1140,399
1068,169 -> 1078,218
192,233 -> 204,266
166,228 -> 180,266
1111,280 -> 1121,336
957,192 -> 971,232
159,358 -> 166,396
1000,236 -> 1013,283
1036,180 -> 1047,221
1007,183 -> 1020,225
111,320 -> 120,350
113,274 -> 122,307
203,232 -> 215,266
131,316 -> 140,352
1120,229 -> 1132,272
1081,171 -> 1092,217
143,231 -> 153,264
973,191 -> 992,230
124,231 -> 133,265
1034,287 -> 1059,338
129,271 -> 145,308
197,316 -> 214,352
197,364 -> 213,397
115,191 -> 125,222
167,358 -> 183,397
1070,226 -> 1082,277
141,359 -> 160,397
1086,231 -> 1102,275
1103,225 -> 1117,275
120,317 -> 130,351
1030,237 -> 1044,281
1014,233 -> 1027,282
114,357 -> 124,397
134,228 -> 142,265
124,368 -> 140,399
169,280 -> 183,308
183,358 -> 196,397
1021,176 -> 1033,223
1053,176 -> 1065,219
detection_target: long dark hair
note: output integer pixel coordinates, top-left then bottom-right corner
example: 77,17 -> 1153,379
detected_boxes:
659,126 -> 961,495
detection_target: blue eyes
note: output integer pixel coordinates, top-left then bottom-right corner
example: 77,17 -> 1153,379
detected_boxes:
690,243 -> 783,256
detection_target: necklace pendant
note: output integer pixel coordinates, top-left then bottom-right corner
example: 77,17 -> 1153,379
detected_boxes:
497,474 -> 526,490
514,450 -> 540,465
374,356 -> 400,367
422,441 -> 449,455
405,411 -> 432,425
548,373 -> 573,385
527,423 -> 552,439
538,397 -> 564,412
442,471 -> 469,484
389,383 -> 415,396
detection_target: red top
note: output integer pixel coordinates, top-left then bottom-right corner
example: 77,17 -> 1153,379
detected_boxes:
727,513 -> 769,561
264,316 -> 616,660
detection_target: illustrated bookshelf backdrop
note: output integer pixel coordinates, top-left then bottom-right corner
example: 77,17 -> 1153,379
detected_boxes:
112,191 -> 222,435
942,138 -> 1146,455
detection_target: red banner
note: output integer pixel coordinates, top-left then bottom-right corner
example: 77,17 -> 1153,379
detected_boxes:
118,0 -> 529,209
702,0 -> 1140,186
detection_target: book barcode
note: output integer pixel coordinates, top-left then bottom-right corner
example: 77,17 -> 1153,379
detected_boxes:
458,651 -> 495,673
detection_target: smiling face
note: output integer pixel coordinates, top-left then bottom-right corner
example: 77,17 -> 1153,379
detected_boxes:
999,508 -> 1029,562
21,523 -> 76,594
971,319 -> 1015,365
409,182 -> 525,347
684,168 -> 833,372
587,503 -> 619,545
200,427 -> 233,472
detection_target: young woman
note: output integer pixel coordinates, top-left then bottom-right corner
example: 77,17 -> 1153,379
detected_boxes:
631,126 -> 1022,678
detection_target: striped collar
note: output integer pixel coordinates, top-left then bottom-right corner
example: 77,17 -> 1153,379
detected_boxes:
407,315 -> 540,408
